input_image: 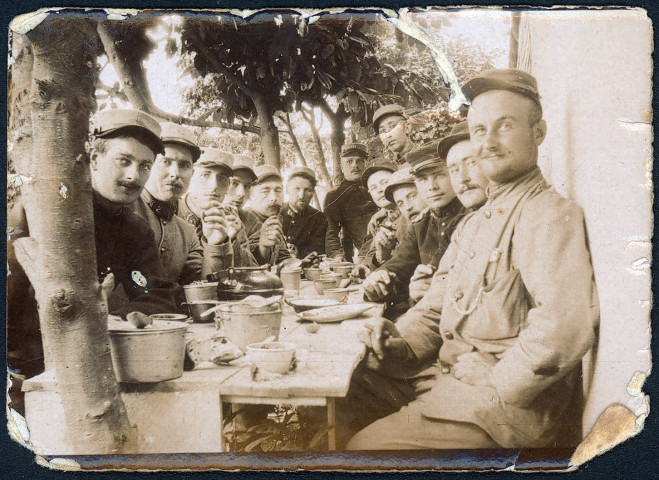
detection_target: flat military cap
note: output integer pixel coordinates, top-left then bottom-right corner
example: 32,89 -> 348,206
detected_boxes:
384,167 -> 416,203
196,147 -> 233,175
462,68 -> 541,105
406,140 -> 444,176
253,164 -> 282,185
372,104 -> 406,133
437,121 -> 470,160
361,160 -> 397,188
92,109 -> 165,154
340,143 -> 369,159
160,122 -> 201,161
288,166 -> 317,185
232,154 -> 257,182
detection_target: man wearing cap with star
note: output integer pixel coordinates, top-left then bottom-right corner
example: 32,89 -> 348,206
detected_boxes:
280,166 -> 327,258
361,140 -> 466,306
178,147 -> 257,268
245,165 -> 291,265
9,109 -> 179,377
348,69 -> 599,450
373,104 -> 415,164
324,143 -> 378,260
408,121 -> 489,304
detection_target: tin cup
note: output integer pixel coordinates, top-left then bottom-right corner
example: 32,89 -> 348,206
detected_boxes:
280,267 -> 302,297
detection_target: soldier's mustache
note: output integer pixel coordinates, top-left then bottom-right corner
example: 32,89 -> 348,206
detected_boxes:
117,181 -> 141,190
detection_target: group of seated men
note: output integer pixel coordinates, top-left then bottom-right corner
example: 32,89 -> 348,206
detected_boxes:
7,68 -> 599,451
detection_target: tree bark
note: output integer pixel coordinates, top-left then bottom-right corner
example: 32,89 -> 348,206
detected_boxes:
301,106 -> 333,187
253,96 -> 281,169
319,100 -> 349,184
12,17 -> 135,453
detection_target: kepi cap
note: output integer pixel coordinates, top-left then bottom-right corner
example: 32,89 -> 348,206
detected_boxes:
288,166 -> 317,185
92,109 -> 165,155
406,140 -> 445,176
384,167 -> 416,203
462,68 -> 541,105
437,121 -> 470,160
232,154 -> 257,182
372,104 -> 406,133
361,160 -> 397,188
253,164 -> 282,185
340,143 -> 369,159
195,147 -> 233,175
160,122 -> 201,161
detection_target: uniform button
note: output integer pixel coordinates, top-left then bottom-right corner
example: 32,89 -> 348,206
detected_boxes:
469,251 -> 475,258
160,247 -> 166,253
484,210 -> 492,219
441,365 -> 451,374
441,221 -> 446,227
444,331 -> 454,340
453,290 -> 463,300
441,232 -> 445,236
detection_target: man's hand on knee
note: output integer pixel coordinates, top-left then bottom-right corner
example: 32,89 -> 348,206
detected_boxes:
452,351 -> 497,388
357,318 -> 410,363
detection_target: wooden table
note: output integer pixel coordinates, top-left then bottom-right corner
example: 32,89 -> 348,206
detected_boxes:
23,281 -> 383,454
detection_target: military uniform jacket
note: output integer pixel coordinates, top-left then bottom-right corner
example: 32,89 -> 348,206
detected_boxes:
279,204 -> 327,258
395,168 -> 599,447
178,194 -> 257,269
323,180 -> 378,258
382,197 -> 467,288
134,190 -> 232,285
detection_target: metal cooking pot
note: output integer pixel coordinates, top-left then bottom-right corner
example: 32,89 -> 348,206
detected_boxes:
210,266 -> 284,301
108,319 -> 187,383
183,281 -> 219,302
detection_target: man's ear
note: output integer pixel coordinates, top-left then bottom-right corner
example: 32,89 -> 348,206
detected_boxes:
89,150 -> 98,171
534,119 -> 547,146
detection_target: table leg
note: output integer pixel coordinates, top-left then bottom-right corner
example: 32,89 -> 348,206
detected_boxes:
218,394 -> 225,452
327,397 -> 336,450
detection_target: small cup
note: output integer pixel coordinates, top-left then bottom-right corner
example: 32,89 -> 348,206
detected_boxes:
280,268 -> 301,296
247,341 -> 296,374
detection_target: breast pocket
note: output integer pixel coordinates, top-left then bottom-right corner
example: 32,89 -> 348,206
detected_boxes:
460,269 -> 529,342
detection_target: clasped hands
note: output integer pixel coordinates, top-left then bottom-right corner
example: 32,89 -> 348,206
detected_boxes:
201,201 -> 242,245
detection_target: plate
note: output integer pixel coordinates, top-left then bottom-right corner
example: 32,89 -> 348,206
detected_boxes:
286,297 -> 341,313
296,303 -> 376,323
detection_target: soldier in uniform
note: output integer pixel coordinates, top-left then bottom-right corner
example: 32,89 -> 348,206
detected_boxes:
245,165 -> 291,265
323,143 -> 378,260
361,141 -> 466,305
279,166 -> 327,258
373,104 -> 415,164
131,125 -> 235,303
348,69 -> 599,450
408,121 -> 489,303
8,110 -> 180,381
178,147 -> 256,268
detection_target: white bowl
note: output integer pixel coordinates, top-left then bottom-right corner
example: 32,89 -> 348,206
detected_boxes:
246,341 -> 296,374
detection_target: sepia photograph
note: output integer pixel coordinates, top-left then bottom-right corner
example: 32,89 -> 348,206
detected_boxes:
5,5 -> 652,472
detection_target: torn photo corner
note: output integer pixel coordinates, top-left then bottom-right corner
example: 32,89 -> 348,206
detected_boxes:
6,5 -> 652,472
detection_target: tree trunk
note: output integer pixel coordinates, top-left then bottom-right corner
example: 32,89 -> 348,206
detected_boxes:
11,17 -> 135,453
253,96 -> 281,169
301,107 -> 333,187
320,101 -> 349,184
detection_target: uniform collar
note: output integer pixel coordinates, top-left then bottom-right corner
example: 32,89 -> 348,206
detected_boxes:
93,190 -> 124,218
142,189 -> 177,221
430,196 -> 464,221
486,167 -> 545,205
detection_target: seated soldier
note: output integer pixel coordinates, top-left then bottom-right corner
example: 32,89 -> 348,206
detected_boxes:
361,141 -> 467,306
279,166 -> 327,258
358,160 -> 399,267
360,166 -> 426,272
8,110 -> 179,379
348,69 -> 599,450
408,121 -> 489,304
178,147 -> 256,268
373,104 -> 416,164
130,125 -> 235,307
324,143 -> 378,261
245,165 -> 291,265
